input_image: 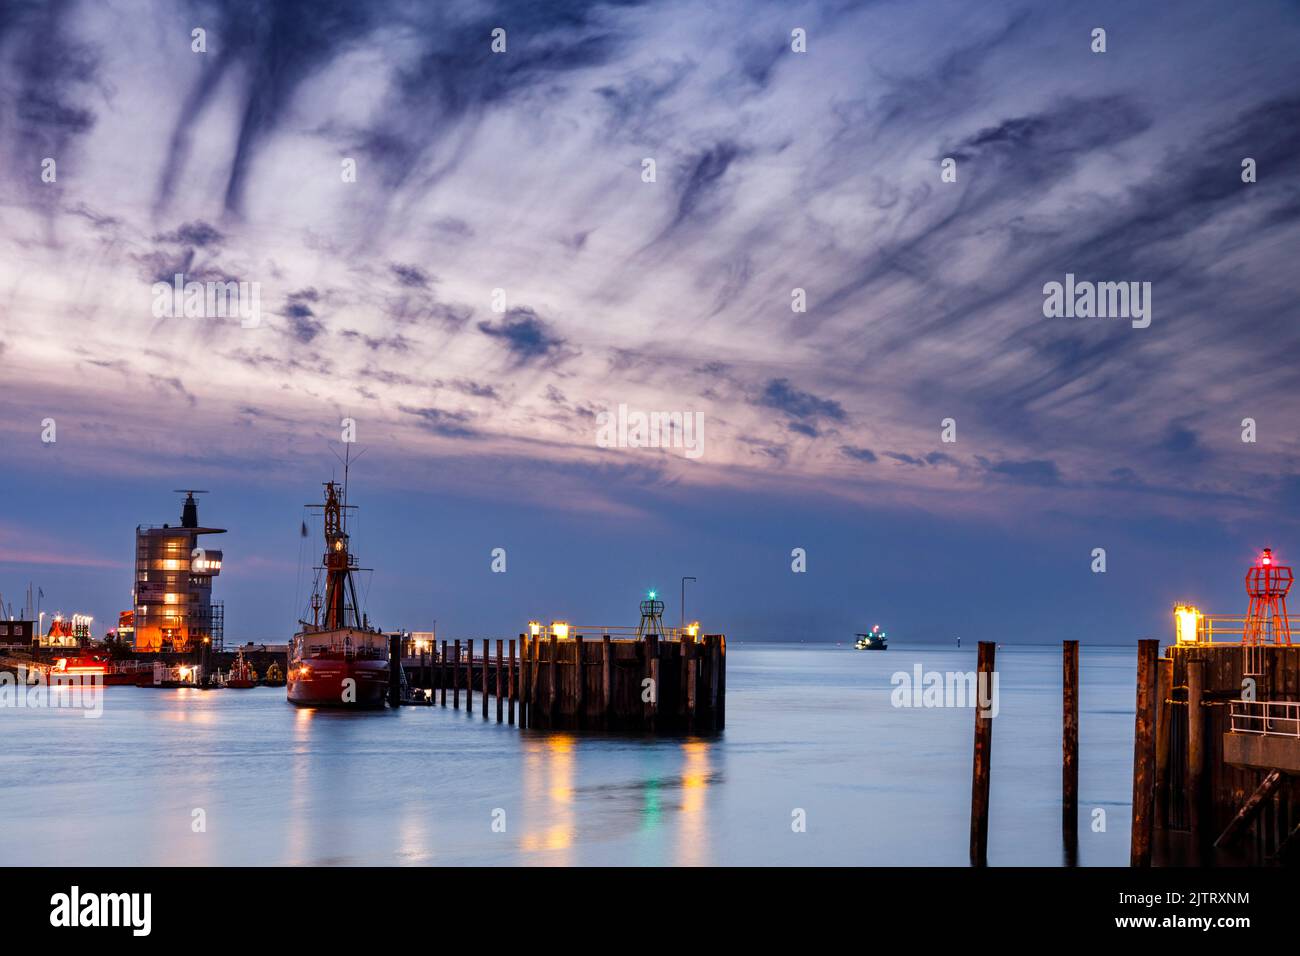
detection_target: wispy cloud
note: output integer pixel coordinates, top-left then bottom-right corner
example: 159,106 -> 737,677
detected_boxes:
0,0 -> 1297,528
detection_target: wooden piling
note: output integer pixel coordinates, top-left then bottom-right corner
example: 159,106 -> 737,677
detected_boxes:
453,640 -> 460,709
573,635 -> 584,728
708,636 -> 721,733
439,640 -> 447,706
717,636 -> 726,731
548,635 -> 558,723
1062,640 -> 1079,849
969,641 -> 996,866
508,638 -> 517,725
1154,655 -> 1172,829
644,634 -> 658,732
1130,638 -> 1159,867
514,639 -> 525,728
530,636 -> 541,725
466,640 -> 474,714
1187,658 -> 1206,842
518,637 -> 528,728
601,635 -> 612,729
481,639 -> 489,718
420,642 -> 427,699
496,639 -> 504,723
685,638 -> 697,733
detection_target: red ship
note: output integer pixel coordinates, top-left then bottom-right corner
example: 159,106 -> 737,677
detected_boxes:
226,647 -> 256,689
286,476 -> 390,708
50,654 -> 141,685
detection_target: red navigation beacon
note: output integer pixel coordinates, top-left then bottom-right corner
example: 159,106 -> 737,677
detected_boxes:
1243,548 -> 1293,646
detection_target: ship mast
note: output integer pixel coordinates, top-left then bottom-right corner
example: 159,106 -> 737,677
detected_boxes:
320,481 -> 362,630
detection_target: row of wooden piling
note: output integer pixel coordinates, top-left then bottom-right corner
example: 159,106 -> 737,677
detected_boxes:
395,634 -> 726,734
970,637 -> 1289,867
968,639 -> 1083,866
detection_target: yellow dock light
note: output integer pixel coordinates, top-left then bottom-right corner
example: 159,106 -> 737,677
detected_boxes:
686,621 -> 700,638
1174,604 -> 1202,644
528,621 -> 542,637
552,621 -> 570,639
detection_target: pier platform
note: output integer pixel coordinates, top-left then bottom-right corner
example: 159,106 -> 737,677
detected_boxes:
400,631 -> 726,734
1154,642 -> 1300,864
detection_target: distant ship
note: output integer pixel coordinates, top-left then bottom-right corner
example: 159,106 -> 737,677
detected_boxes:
286,478 -> 390,708
854,625 -> 888,650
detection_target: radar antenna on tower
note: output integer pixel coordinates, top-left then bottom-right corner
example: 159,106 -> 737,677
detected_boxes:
173,490 -> 211,529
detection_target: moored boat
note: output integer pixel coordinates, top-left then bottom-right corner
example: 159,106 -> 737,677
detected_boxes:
225,647 -> 256,688
51,655 -> 149,685
287,478 -> 390,708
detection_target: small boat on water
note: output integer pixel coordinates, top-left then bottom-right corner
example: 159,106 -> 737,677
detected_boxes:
225,647 -> 256,688
854,625 -> 888,650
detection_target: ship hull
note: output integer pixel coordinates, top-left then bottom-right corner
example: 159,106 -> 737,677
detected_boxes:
286,655 -> 389,708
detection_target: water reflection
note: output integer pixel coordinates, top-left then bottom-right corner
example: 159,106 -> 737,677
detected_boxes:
285,707 -> 312,866
1,646 -> 1137,866
520,734 -> 577,860
675,740 -> 712,866
515,733 -> 718,865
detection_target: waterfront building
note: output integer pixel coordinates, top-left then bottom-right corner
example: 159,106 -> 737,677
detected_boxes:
133,492 -> 226,652
0,619 -> 35,646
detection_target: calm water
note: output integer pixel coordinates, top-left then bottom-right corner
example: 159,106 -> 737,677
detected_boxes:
0,643 -> 1137,866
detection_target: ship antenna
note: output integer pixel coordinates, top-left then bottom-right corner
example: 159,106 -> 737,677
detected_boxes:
328,440 -> 366,532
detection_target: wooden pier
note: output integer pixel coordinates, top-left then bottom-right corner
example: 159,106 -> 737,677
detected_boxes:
396,632 -> 726,734
1133,642 -> 1300,865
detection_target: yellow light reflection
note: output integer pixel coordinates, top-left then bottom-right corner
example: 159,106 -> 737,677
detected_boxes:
675,740 -> 712,866
520,734 -> 576,859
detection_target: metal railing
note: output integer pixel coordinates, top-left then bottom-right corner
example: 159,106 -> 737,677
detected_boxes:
1228,700 -> 1300,738
525,625 -> 699,640
1198,615 -> 1247,642
1176,614 -> 1293,645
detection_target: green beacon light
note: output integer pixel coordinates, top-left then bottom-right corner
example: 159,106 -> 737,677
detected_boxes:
648,590 -> 657,600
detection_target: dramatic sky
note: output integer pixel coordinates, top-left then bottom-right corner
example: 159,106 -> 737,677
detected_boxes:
2,0 -> 1299,643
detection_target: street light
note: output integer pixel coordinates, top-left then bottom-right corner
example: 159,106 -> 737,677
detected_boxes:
681,576 -> 697,633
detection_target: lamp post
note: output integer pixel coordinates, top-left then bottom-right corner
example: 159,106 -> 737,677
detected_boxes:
681,576 -> 696,632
